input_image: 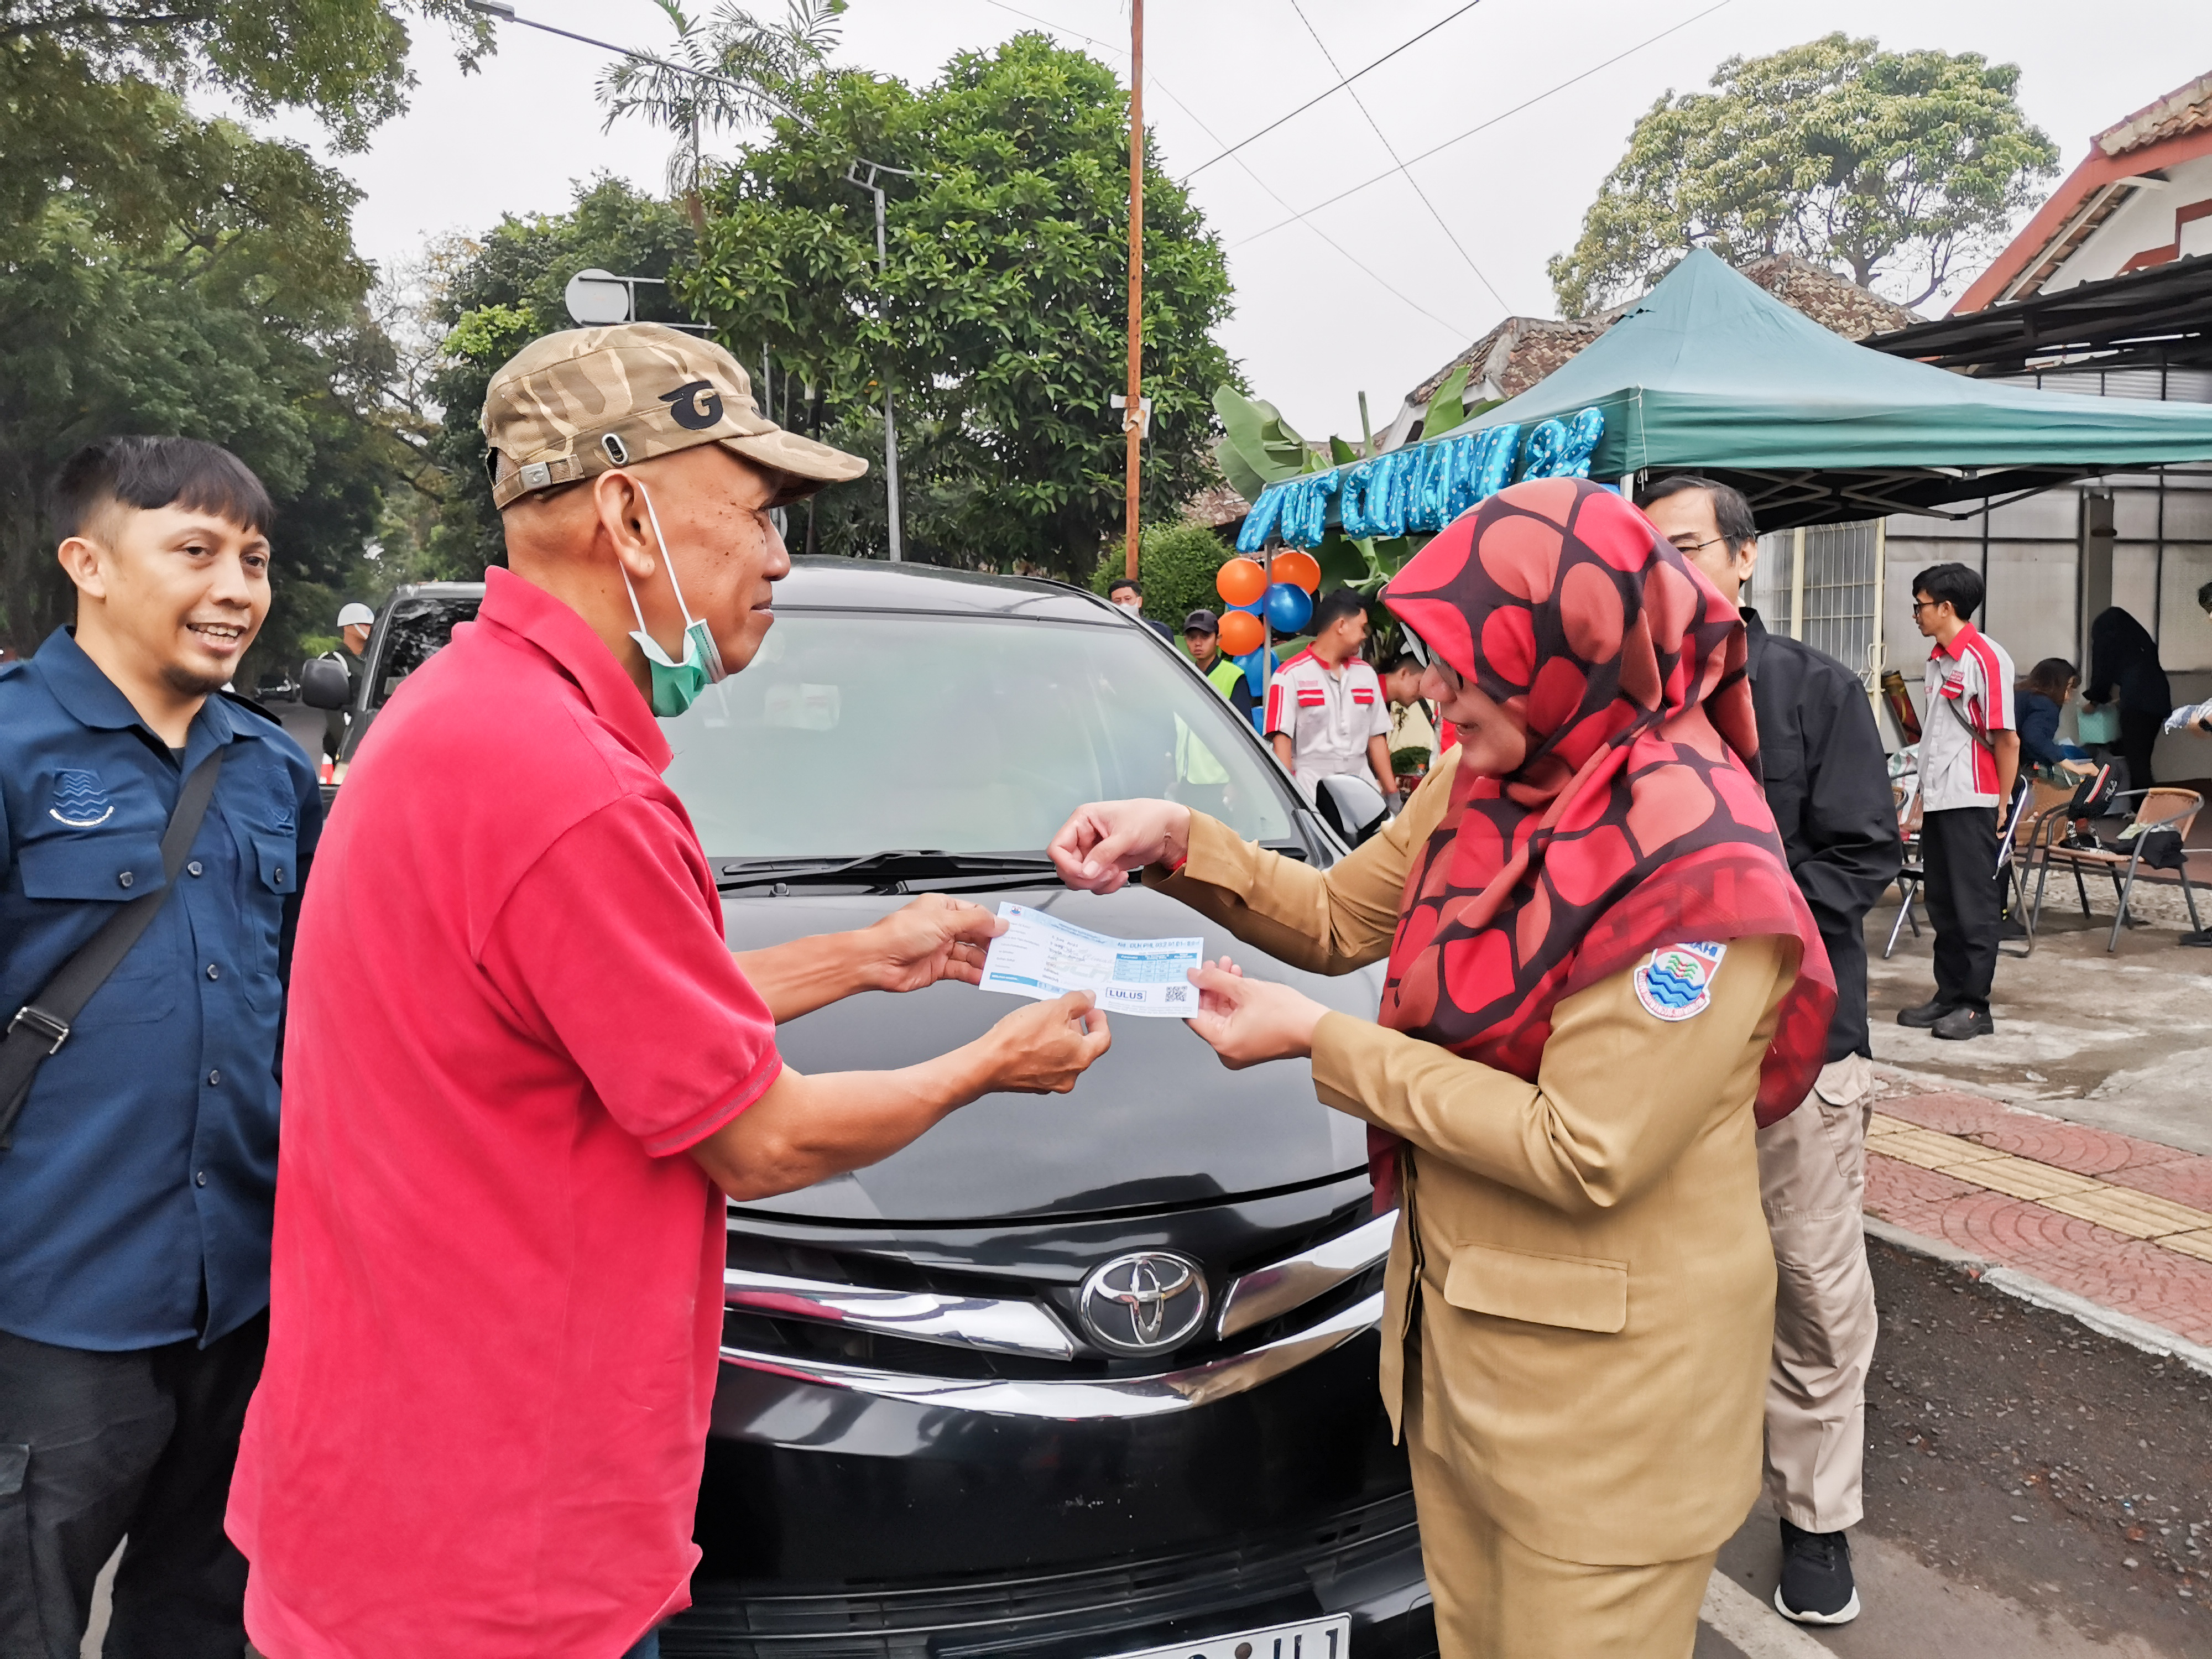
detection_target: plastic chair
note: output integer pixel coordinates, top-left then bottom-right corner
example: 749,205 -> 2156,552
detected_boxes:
1999,780 -> 2081,958
2019,786 -> 2205,953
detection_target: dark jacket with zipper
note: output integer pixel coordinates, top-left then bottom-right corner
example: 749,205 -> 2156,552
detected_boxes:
1742,608 -> 1901,1062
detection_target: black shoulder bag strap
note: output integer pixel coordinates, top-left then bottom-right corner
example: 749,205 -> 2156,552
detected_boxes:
0,748 -> 226,1154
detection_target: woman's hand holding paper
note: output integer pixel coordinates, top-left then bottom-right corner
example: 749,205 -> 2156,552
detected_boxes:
1181,958 -> 1327,1070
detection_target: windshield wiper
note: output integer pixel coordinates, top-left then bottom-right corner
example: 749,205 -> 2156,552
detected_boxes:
717,850 -> 1062,894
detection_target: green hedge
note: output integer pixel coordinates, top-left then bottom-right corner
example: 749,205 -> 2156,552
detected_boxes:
1091,520 -> 1235,630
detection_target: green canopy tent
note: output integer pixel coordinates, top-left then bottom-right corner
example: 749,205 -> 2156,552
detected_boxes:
1427,248 -> 2212,530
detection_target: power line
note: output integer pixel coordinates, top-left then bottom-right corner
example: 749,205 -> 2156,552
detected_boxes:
977,0 -> 1477,341
1182,0 -> 1489,180
1282,0 -> 1509,314
1234,0 -> 1735,250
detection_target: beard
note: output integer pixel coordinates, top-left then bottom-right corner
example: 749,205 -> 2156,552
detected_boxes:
163,659 -> 233,699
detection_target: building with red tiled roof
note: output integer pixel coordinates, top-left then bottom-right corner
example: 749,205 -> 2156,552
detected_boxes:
1954,70 -> 2212,309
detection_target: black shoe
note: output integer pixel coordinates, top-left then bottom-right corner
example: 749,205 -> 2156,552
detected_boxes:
1896,998 -> 1958,1029
1933,1004 -> 1994,1041
1775,1519 -> 1860,1624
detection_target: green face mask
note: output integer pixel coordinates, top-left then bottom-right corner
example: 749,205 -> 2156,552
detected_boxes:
620,483 -> 728,718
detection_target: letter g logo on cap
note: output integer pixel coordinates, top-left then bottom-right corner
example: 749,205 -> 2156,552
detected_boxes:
660,379 -> 724,431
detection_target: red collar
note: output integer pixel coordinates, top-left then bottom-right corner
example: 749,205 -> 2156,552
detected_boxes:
476,567 -> 672,773
1929,620 -> 1984,662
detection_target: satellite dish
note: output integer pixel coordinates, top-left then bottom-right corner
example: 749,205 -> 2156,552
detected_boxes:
564,268 -> 631,327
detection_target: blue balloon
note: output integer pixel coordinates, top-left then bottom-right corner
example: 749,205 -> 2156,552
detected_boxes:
1228,599 -> 1263,614
1264,582 -> 1313,634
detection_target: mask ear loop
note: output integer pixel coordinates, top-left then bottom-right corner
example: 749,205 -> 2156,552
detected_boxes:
634,480 -> 728,683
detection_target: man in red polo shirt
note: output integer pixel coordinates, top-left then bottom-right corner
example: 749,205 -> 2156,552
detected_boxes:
226,325 -> 1112,1659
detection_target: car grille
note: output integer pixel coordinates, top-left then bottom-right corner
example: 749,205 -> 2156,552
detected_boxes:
666,1493 -> 1421,1659
716,1207 -> 1399,1409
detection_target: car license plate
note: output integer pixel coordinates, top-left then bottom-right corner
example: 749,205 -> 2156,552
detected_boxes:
1098,1614 -> 1350,1659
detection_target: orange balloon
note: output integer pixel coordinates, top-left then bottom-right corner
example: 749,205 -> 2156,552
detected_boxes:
1218,610 -> 1265,656
1270,550 -> 1322,593
1215,557 -> 1267,608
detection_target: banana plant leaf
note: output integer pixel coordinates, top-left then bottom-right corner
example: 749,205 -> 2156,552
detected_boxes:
1212,386 -> 1318,503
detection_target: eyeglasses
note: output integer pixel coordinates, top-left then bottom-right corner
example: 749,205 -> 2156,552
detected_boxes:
1908,599 -> 1945,615
1668,535 -> 1728,556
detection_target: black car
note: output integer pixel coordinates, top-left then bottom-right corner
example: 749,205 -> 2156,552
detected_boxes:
327,561 -> 1431,1659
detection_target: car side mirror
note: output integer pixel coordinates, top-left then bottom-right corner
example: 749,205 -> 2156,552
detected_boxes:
301,657 -> 352,711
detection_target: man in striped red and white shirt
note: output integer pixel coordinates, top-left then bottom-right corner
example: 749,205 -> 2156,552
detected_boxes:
1901,563 -> 2019,1042
1264,588 -> 1395,804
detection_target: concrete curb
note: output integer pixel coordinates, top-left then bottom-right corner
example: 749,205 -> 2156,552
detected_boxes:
1863,1213 -> 2212,1379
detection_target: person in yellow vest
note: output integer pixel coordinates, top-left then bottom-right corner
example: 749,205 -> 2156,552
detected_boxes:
1182,608 -> 1259,723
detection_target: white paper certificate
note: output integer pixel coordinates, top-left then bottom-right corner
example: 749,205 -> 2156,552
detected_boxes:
978,904 -> 1204,1018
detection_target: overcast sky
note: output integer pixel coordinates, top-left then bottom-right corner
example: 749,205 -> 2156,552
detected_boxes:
296,0 -> 2212,439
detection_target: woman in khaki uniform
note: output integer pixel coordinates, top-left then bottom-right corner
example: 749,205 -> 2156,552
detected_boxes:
1051,480 -> 1835,1659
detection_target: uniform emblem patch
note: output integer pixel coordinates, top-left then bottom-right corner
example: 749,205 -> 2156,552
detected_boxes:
1634,941 -> 1726,1021
49,769 -> 114,828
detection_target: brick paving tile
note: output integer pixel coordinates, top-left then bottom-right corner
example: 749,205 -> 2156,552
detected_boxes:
1868,1088 -> 2018,1138
2104,1154 -> 2212,1212
1870,1125 -> 2012,1172
1864,1154 -> 1989,1237
1959,1118 -> 2153,1175
1866,1152 -> 2212,1346
2163,1229 -> 2212,1265
2039,1185 -> 2212,1239
1865,1071 -> 2212,1344
1951,1152 -> 2104,1202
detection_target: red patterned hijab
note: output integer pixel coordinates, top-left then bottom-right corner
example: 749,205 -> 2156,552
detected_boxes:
1377,477 -> 1834,1129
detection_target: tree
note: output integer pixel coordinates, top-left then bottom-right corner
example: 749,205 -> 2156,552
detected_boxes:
598,0 -> 846,225
1548,34 -> 2059,316
673,33 -> 1240,578
0,1 -> 488,673
414,179 -> 700,578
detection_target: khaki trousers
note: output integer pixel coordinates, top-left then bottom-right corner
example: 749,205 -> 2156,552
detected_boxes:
1757,1052 -> 1879,1533
1403,1353 -> 1716,1659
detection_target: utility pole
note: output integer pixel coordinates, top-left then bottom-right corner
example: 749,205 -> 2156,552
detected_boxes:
844,160 -> 914,561
1123,0 -> 1144,581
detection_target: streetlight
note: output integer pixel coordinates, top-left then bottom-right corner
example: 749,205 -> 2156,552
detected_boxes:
844,159 -> 916,563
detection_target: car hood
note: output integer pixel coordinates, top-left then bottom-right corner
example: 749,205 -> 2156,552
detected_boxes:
721,881 -> 1378,1223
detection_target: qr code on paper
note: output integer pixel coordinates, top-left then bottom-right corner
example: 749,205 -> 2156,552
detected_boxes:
1165,985 -> 1190,1004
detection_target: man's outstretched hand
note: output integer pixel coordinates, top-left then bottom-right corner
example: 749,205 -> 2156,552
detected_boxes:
1048,799 -> 1194,894
863,894 -> 1007,993
982,992 -> 1113,1093
1182,959 -> 1328,1070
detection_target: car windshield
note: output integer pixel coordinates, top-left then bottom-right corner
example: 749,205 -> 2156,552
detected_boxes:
371,596 -> 481,708
662,611 -> 1297,859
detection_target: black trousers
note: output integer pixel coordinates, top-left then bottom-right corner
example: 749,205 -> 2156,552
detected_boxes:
1922,806 -> 2001,1011
0,1311 -> 267,1659
2119,706 -> 2161,794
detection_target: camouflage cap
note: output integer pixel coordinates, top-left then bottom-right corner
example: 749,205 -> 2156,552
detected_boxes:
480,322 -> 867,510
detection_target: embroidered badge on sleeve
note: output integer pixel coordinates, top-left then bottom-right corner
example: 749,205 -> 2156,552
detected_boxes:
1634,941 -> 1727,1021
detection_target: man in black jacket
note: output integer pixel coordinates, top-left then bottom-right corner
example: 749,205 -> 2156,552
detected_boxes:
1641,478 -> 1901,1628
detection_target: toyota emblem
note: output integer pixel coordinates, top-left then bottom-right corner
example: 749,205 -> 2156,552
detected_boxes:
1077,1251 -> 1208,1355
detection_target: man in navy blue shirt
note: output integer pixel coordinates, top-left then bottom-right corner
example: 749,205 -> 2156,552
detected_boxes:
0,437 -> 321,1657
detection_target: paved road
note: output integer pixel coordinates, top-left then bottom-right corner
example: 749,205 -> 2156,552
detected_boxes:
1696,1237 -> 2210,1658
